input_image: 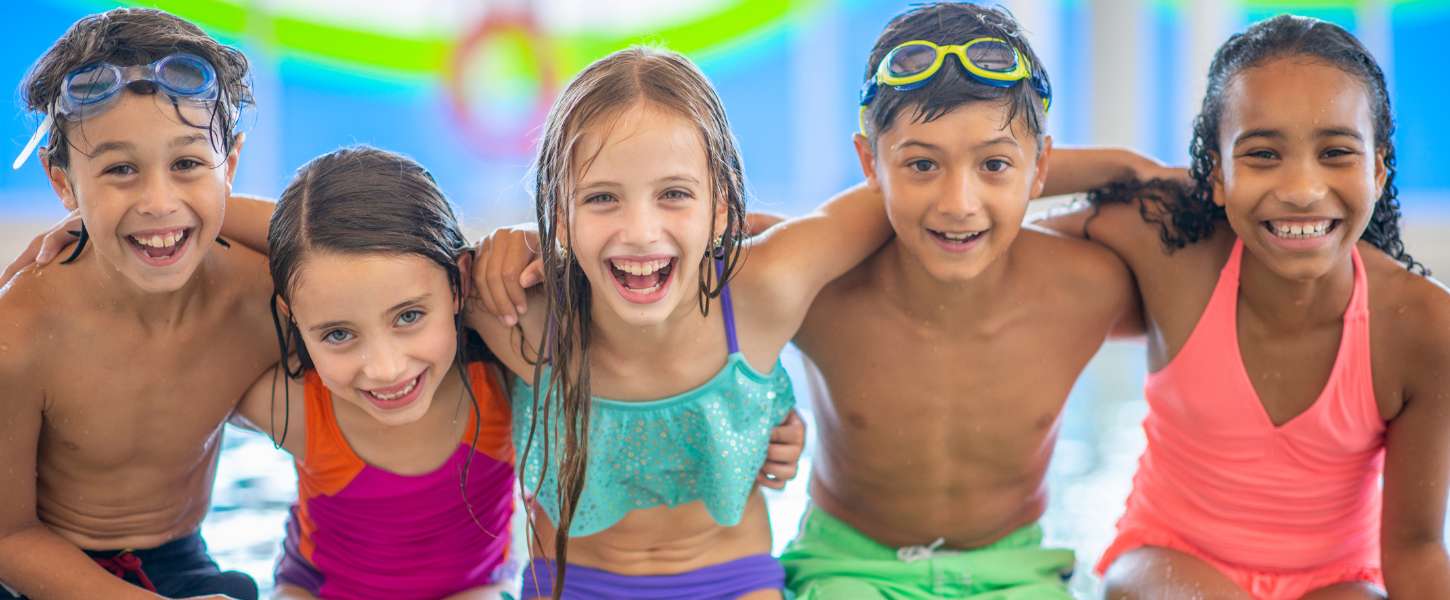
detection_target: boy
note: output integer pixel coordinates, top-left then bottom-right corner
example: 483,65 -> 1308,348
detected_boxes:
0,9 -> 275,599
777,4 -> 1147,598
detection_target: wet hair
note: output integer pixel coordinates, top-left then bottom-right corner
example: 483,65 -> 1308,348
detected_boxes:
20,7 -> 252,170
524,46 -> 748,598
267,145 -> 500,531
1086,15 -> 1424,274
22,7 -> 252,264
861,2 -> 1049,149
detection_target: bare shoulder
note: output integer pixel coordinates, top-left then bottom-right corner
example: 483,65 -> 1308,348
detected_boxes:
1013,227 -> 1134,310
0,264 -> 73,398
1365,247 -> 1450,362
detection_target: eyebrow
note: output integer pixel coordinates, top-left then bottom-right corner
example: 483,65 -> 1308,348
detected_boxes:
307,294 -> 431,332
579,174 -> 701,189
893,139 -> 944,153
90,134 -> 211,157
1234,127 -> 1365,146
974,135 -> 1020,150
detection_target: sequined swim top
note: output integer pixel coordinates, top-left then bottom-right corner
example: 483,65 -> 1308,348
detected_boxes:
510,281 -> 795,537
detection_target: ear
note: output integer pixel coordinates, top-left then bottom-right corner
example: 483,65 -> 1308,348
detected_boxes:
713,186 -> 730,240
454,251 -> 473,314
553,203 -> 570,255
43,156 -> 77,212
1029,135 -> 1054,199
274,294 -> 294,323
853,133 -> 880,190
1373,146 -> 1389,201
224,132 -> 246,193
1209,151 -> 1226,208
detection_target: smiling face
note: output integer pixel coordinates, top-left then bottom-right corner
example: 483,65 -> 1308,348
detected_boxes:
46,91 -> 236,293
1214,56 -> 1385,281
563,102 -> 725,327
287,252 -> 462,427
857,99 -> 1049,283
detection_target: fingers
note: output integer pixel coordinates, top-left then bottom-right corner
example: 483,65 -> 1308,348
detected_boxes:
473,236 -> 504,319
520,260 -> 544,289
482,235 -> 519,326
500,233 -> 530,317
756,459 -> 798,489
0,236 -> 43,284
37,227 -> 80,264
769,410 -> 806,444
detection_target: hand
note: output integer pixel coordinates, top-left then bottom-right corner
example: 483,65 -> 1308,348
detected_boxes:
758,410 -> 806,489
1133,158 -> 1190,185
177,595 -> 239,600
2,210 -> 82,284
472,224 -> 543,327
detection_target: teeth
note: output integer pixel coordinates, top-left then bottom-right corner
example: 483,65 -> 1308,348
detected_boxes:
132,230 -> 184,248
611,258 -> 669,276
1270,220 -> 1331,239
935,230 -> 981,242
371,377 -> 417,401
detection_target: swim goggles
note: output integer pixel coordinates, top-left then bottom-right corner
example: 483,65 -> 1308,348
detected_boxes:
858,38 -> 1052,133
13,53 -> 220,170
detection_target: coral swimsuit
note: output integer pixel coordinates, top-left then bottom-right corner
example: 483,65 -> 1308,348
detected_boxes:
1097,240 -> 1386,599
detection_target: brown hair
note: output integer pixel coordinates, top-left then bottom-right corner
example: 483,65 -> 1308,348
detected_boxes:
20,7 -> 252,170
267,145 -> 500,532
523,46 -> 748,597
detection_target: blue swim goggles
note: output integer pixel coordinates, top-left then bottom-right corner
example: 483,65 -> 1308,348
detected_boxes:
13,53 -> 221,170
858,37 -> 1052,133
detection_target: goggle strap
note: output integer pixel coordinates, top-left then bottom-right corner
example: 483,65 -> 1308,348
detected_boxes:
12,113 -> 52,171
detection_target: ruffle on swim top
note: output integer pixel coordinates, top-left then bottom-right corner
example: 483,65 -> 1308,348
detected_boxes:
510,353 -> 795,537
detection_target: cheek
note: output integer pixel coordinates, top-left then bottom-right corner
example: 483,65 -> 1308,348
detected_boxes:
310,349 -> 361,393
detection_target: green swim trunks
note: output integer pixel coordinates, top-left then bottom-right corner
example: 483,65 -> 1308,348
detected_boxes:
780,505 -> 1075,599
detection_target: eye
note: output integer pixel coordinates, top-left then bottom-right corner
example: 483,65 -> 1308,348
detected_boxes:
661,188 -> 693,201
907,159 -> 938,173
1321,147 -> 1357,159
396,309 -> 424,326
982,158 -> 1011,173
322,329 -> 353,345
1242,149 -> 1278,161
583,193 -> 616,205
103,164 -> 137,176
172,157 -> 204,171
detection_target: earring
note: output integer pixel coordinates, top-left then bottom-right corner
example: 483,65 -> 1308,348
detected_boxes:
559,245 -> 570,262
711,236 -> 723,258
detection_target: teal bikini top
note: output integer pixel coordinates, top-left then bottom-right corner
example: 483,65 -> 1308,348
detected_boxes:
510,282 -> 795,537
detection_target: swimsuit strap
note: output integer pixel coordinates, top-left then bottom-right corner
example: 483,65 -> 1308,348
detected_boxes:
716,257 -> 740,354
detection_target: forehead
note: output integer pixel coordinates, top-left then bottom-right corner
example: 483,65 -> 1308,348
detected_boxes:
880,99 -> 1035,151
63,91 -> 220,158
573,102 -> 708,182
290,253 -> 448,319
1221,58 -> 1374,138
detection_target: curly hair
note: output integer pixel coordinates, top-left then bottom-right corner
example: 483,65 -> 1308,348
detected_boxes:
1088,14 -> 1425,275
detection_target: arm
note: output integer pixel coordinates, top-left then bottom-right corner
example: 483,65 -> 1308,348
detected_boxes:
219,194 -> 275,255
0,351 -> 160,599
741,182 -> 892,333
1381,301 -> 1450,597
230,364 -> 307,458
1040,147 -> 1186,198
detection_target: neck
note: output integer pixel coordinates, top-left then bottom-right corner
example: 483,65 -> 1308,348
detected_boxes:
1236,244 -> 1357,331
83,245 -> 213,331
589,287 -> 716,366
875,241 -> 1013,328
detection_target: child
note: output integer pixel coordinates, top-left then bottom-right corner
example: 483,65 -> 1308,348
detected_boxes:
1043,15 -> 1450,599
231,146 -> 516,600
468,47 -> 893,599
777,5 -> 1144,598
0,8 -> 271,599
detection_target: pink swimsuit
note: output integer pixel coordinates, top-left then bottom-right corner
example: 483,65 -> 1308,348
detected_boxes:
1097,239 -> 1386,599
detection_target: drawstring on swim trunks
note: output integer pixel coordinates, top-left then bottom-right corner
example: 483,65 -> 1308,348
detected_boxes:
896,537 -> 946,562
94,550 -> 158,592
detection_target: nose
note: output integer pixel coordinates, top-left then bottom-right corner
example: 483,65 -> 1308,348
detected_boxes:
935,173 -> 984,220
619,198 -> 663,246
134,171 -> 183,218
360,337 -> 409,385
1276,158 -> 1328,209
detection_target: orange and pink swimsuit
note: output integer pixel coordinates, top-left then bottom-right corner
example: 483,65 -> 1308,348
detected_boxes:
1097,240 -> 1386,599
273,362 -> 515,600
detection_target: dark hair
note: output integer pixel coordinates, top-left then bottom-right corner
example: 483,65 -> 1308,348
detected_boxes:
861,2 -> 1049,148
20,7 -> 252,170
1087,14 -> 1424,275
267,145 -> 500,532
524,46 -> 748,598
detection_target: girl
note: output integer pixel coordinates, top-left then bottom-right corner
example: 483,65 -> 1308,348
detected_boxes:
234,146 -> 517,600
1044,15 -> 1450,600
468,47 -> 893,599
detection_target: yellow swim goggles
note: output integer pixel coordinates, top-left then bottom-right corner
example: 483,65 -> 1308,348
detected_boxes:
858,38 -> 1052,131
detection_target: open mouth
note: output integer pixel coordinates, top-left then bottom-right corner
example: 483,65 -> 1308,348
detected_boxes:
126,228 -> 192,266
360,371 -> 426,411
1262,219 -> 1339,242
927,228 -> 988,251
608,256 -> 676,304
